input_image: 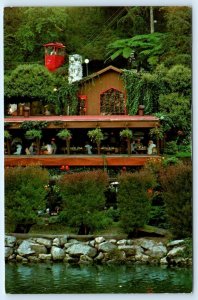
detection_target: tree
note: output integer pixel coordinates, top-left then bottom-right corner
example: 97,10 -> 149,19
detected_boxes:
106,33 -> 166,71
159,162 -> 192,238
57,170 -> 109,234
4,64 -> 56,105
119,128 -> 133,155
117,169 -> 156,234
88,128 -> 104,155
57,129 -> 72,155
5,166 -> 49,233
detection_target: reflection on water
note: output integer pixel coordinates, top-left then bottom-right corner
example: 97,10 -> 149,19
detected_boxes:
5,263 -> 192,294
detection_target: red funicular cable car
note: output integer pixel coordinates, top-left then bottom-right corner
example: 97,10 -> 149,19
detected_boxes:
43,42 -> 65,72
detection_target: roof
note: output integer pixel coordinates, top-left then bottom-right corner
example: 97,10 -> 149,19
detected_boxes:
80,65 -> 123,83
43,42 -> 65,48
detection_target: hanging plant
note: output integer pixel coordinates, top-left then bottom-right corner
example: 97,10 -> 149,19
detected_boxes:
149,126 -> 164,155
57,129 -> 72,155
87,128 -> 104,155
120,128 -> 133,155
25,129 -> 42,154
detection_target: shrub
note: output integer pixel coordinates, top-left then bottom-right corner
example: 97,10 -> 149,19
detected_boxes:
117,169 -> 156,234
5,166 -> 49,233
57,170 -> 109,234
159,162 -> 192,238
164,141 -> 178,155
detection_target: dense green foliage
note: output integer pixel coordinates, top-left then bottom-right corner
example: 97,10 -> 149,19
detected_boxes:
5,166 -> 49,232
159,162 -> 192,238
117,170 -> 156,233
57,170 -> 109,234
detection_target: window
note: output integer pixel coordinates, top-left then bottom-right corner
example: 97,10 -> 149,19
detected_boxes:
100,88 -> 125,115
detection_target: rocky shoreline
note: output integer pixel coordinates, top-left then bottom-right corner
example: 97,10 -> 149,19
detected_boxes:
5,235 -> 192,267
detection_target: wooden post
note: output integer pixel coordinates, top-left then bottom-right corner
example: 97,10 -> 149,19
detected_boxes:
150,6 -> 154,34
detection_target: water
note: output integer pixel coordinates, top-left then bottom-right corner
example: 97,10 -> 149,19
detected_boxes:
5,263 -> 192,294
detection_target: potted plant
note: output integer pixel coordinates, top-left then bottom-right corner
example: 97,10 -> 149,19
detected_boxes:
87,128 -> 104,155
57,129 -> 72,155
149,126 -> 164,155
120,128 -> 133,155
4,130 -> 12,155
25,129 -> 42,154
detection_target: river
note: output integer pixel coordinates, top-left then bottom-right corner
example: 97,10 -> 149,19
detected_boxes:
5,263 -> 192,294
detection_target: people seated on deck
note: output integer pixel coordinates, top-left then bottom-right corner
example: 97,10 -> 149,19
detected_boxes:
41,143 -> 53,155
135,138 -> 143,151
29,142 -> 36,155
147,140 -> 157,155
51,138 -> 57,154
13,144 -> 22,155
85,142 -> 92,155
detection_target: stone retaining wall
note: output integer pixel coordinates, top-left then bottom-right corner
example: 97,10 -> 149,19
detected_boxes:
5,235 -> 192,266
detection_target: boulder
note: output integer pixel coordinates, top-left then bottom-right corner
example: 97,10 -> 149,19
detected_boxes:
39,254 -> 52,261
5,247 -> 13,258
160,257 -> 168,264
98,241 -> 117,253
31,244 -> 47,255
28,256 -> 40,262
79,255 -> 93,264
51,246 -> 65,260
89,240 -> 95,247
16,255 -> 27,262
5,235 -> 16,247
109,239 -> 117,244
167,246 -> 186,258
117,239 -> 127,246
167,240 -> 185,248
94,252 -> 104,261
66,243 -> 97,258
118,245 -> 143,256
95,237 -> 105,244
145,245 -> 167,259
60,235 -> 68,246
135,253 -> 149,263
136,238 -> 156,250
36,238 -> 52,248
7,254 -> 16,261
17,240 -> 35,256
53,238 -> 61,247
64,254 -> 79,263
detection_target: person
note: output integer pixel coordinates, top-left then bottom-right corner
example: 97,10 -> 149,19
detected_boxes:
29,142 -> 36,155
13,144 -> 22,155
85,142 -> 92,155
51,138 -> 57,154
131,140 -> 136,154
135,138 -> 143,150
41,143 -> 53,155
147,140 -> 157,155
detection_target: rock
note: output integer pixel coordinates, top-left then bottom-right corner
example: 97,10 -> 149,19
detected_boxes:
117,239 -> 127,246
95,237 -> 105,244
136,238 -> 156,250
167,246 -> 186,258
109,239 -> 117,244
5,235 -> 16,247
53,238 -> 61,247
31,244 -> 47,255
98,241 -> 117,253
39,254 -> 52,261
68,239 -> 79,244
5,247 -> 13,258
60,235 -> 68,246
167,240 -> 185,248
36,238 -> 52,248
135,253 -> 149,263
51,246 -> 65,260
66,243 -> 97,258
126,240 -> 133,245
28,256 -> 40,262
16,255 -> 26,262
94,252 -> 104,261
64,254 -> 79,263
160,257 -> 168,264
145,245 -> 167,259
118,245 -> 143,256
79,255 -> 93,264
8,254 -> 16,261
17,240 -> 35,256
89,240 -> 95,247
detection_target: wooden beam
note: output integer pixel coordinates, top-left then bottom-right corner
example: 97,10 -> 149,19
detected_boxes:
5,155 -> 161,167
